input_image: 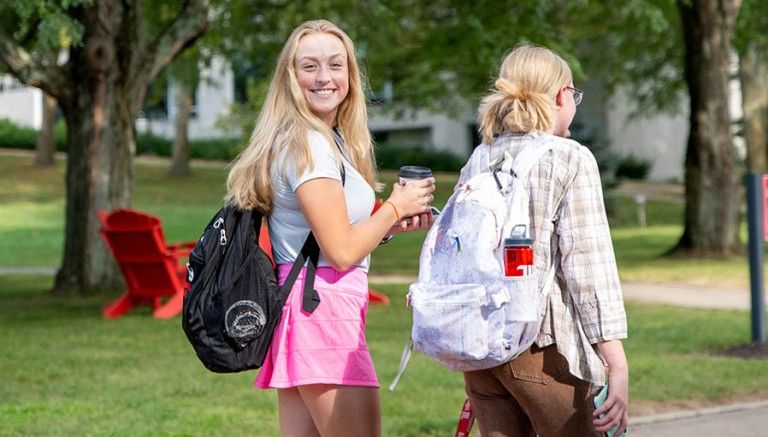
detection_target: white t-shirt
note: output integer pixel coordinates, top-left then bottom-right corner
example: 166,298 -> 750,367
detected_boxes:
269,130 -> 375,271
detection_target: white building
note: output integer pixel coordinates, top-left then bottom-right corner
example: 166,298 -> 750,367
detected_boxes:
0,75 -> 43,129
135,56 -> 236,139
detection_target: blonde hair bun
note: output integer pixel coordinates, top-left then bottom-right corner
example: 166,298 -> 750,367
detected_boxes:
478,44 -> 572,143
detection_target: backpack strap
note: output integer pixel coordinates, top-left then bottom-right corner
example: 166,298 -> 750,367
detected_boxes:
499,137 -> 560,296
332,128 -> 347,183
284,130 -> 349,313
265,218 -> 323,314
537,143 -> 559,298
508,138 -> 551,181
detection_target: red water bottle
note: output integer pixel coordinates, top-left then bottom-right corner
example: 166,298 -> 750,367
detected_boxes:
504,225 -> 533,277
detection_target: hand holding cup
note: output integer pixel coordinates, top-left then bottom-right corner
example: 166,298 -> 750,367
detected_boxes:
385,166 -> 435,227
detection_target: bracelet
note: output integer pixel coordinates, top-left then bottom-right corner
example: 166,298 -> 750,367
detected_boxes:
379,235 -> 395,245
382,200 -> 400,221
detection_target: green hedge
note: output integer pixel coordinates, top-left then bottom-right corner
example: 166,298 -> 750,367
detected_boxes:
0,118 -> 241,161
0,118 -> 467,171
135,135 -> 242,161
375,143 -> 465,172
0,118 -> 67,151
615,154 -> 652,180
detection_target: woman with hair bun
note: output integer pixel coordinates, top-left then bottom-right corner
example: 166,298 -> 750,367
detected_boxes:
226,19 -> 434,436
459,44 -> 629,436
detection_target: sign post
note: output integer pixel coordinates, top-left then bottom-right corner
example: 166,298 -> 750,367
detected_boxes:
745,173 -> 767,343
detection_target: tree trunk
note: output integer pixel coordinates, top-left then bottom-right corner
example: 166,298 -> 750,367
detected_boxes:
674,0 -> 742,256
0,0 -> 208,293
54,38 -> 133,293
34,93 -> 57,167
168,82 -> 193,177
740,45 -> 768,174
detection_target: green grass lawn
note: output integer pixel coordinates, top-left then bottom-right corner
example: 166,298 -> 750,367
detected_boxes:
0,152 -> 760,285
0,153 -> 457,274
1,275 -> 767,435
2,151 -> 768,434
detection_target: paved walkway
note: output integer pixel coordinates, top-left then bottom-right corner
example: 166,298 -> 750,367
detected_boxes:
622,281 -> 766,310
631,400 -> 768,436
0,266 -> 57,276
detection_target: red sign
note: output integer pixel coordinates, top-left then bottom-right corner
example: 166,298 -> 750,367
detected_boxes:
763,175 -> 768,241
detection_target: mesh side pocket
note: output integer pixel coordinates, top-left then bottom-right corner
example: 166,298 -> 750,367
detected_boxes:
494,276 -> 539,322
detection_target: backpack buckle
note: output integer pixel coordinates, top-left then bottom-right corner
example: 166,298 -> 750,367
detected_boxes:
492,168 -> 513,195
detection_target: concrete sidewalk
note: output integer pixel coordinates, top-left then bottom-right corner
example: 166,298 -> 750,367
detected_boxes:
622,281 -> 766,310
631,400 -> 768,436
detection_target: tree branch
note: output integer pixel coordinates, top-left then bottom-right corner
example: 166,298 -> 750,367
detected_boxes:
131,0 -> 209,112
0,29 -> 71,101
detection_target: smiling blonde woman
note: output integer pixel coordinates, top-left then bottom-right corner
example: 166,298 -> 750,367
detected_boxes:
226,20 -> 435,437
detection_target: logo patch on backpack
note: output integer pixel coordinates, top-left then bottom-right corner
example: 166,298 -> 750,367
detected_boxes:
225,300 -> 267,346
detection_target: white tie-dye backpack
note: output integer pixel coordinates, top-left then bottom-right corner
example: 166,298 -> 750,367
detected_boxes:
408,138 -> 558,372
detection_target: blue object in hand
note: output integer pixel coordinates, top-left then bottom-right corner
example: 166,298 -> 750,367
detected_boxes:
593,384 -> 627,437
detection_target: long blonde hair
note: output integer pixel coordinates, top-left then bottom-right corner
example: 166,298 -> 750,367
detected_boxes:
478,44 -> 572,143
226,19 -> 377,212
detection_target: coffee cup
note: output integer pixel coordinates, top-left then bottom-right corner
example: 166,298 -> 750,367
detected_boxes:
398,165 -> 433,185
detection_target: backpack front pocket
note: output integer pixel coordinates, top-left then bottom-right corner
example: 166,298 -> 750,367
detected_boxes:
409,282 -> 491,366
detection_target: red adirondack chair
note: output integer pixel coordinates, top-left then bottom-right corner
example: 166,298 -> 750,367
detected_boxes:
98,208 -> 196,319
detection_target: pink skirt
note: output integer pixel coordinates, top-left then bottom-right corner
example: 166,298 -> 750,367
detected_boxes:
254,265 -> 379,389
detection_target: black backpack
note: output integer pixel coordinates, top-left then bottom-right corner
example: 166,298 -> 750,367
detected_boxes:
181,206 -> 322,373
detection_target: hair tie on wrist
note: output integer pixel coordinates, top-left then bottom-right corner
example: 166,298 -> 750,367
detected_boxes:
383,201 -> 400,221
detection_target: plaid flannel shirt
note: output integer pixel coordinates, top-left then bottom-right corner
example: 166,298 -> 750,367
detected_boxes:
457,132 -> 628,385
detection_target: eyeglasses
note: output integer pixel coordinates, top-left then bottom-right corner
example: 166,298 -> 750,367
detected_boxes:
565,86 -> 583,106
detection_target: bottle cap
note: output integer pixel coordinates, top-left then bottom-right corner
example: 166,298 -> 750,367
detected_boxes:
504,237 -> 533,246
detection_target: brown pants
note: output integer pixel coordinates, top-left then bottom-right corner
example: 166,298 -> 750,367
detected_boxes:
463,345 -> 600,437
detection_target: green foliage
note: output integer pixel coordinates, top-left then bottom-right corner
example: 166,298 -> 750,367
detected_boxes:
569,117 -> 621,217
134,135 -> 243,161
213,0 -> 589,133
0,118 -> 66,151
734,0 -> 768,53
572,0 -> 686,117
0,118 -> 240,161
0,1 -> 89,53
615,154 -> 652,180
